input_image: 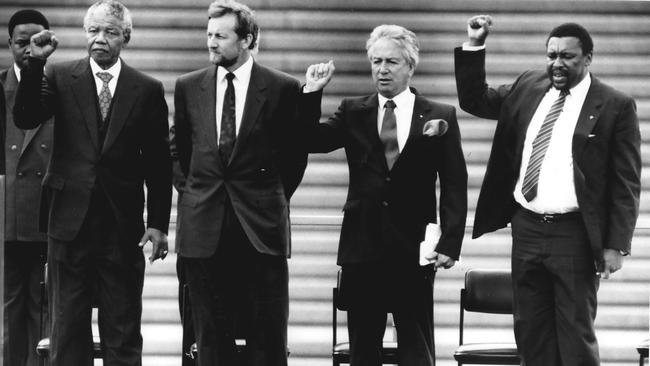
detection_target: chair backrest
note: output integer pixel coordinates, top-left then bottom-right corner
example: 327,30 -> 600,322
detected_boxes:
462,269 -> 513,314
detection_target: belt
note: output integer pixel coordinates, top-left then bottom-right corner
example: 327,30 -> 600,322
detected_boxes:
518,207 -> 581,224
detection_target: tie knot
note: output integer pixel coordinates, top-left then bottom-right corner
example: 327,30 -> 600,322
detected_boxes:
384,100 -> 396,110
96,72 -> 113,83
225,72 -> 235,82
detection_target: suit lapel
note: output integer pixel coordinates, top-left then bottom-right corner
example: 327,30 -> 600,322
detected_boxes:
572,75 -> 602,158
70,58 -> 100,152
229,62 -> 265,165
3,67 -> 43,156
102,61 -> 141,154
199,66 -> 224,169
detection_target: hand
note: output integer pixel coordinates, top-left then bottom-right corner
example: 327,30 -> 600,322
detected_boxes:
599,248 -> 624,280
425,251 -> 456,270
139,228 -> 169,263
467,15 -> 493,46
30,30 -> 58,60
304,60 -> 335,93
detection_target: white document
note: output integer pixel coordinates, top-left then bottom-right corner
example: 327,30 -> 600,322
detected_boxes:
419,223 -> 442,266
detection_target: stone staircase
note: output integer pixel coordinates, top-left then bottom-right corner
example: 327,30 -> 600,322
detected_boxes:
0,0 -> 648,365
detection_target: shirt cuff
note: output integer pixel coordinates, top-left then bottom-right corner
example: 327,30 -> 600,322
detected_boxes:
462,42 -> 486,51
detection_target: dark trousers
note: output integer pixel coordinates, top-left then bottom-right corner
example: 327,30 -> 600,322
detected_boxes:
344,262 -> 436,366
511,208 -> 600,366
47,190 -> 145,366
4,241 -> 48,366
182,202 -> 289,366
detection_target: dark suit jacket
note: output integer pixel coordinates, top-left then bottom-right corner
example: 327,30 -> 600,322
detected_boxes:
171,62 -> 308,258
1,68 -> 52,242
455,47 -> 641,258
300,89 -> 467,265
13,57 -> 172,242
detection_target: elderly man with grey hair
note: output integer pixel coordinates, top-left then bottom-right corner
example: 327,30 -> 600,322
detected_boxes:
301,24 -> 467,365
13,0 -> 172,365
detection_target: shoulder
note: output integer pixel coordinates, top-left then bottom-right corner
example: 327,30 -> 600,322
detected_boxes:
416,95 -> 455,114
254,62 -> 299,87
591,75 -> 635,104
122,62 -> 163,87
0,69 -> 8,83
177,65 -> 214,84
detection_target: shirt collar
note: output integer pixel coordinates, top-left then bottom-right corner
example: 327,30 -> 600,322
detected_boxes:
13,63 -> 21,82
90,57 -> 122,80
568,72 -> 591,99
377,87 -> 414,109
217,55 -> 254,85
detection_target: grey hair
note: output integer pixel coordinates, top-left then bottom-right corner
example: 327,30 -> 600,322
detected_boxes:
366,24 -> 419,69
84,0 -> 133,40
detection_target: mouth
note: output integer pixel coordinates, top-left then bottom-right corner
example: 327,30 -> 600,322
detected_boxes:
378,78 -> 392,85
551,69 -> 567,85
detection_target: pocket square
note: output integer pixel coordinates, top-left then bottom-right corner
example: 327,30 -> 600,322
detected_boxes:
423,119 -> 448,137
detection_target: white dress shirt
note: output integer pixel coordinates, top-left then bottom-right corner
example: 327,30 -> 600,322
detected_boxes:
377,88 -> 415,152
514,74 -> 592,214
13,63 -> 22,82
215,56 -> 253,144
89,57 -> 121,97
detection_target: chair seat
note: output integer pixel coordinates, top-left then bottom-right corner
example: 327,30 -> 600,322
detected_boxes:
454,342 -> 520,364
638,338 -> 649,357
333,341 -> 399,363
36,336 -> 103,358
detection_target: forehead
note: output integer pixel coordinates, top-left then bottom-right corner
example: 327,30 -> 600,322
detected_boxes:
12,23 -> 45,38
207,14 -> 238,33
369,38 -> 405,59
85,6 -> 123,28
547,36 -> 582,52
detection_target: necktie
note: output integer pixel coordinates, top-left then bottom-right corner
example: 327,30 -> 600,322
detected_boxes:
219,72 -> 236,164
96,72 -> 113,122
521,89 -> 568,202
379,100 -> 399,170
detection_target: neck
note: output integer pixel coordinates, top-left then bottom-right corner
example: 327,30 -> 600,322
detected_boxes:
225,51 -> 250,73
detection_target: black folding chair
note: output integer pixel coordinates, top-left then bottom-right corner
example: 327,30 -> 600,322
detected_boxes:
453,268 -> 520,365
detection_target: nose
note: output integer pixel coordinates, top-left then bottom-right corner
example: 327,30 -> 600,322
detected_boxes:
95,30 -> 108,43
378,61 -> 389,74
552,57 -> 564,68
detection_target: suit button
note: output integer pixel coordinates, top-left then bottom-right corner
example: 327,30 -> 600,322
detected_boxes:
40,144 -> 47,149
10,145 -> 17,151
36,171 -> 43,177
382,201 -> 389,207
385,177 -> 391,182
17,172 -> 24,177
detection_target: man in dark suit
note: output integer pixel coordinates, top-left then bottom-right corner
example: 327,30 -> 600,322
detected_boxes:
300,25 -> 467,366
2,9 -> 52,366
12,1 -> 172,365
169,1 -> 307,365
455,16 -> 640,366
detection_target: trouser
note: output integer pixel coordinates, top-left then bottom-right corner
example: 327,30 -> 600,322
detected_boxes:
343,261 -> 436,366
48,191 -> 144,366
511,208 -> 600,366
4,241 -> 48,366
182,202 -> 289,366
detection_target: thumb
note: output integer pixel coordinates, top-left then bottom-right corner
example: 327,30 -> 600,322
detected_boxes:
138,233 -> 149,247
601,267 -> 610,280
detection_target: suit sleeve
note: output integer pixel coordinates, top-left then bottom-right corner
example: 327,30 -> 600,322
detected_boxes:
606,97 -> 641,254
454,47 -> 512,120
170,77 -> 191,192
297,90 -> 347,153
13,57 -> 55,129
434,107 -> 468,260
0,83 -> 5,174
143,80 -> 172,234
278,79 -> 308,200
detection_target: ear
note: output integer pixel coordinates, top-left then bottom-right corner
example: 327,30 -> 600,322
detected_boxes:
585,52 -> 592,67
240,33 -> 253,50
123,30 -> 131,45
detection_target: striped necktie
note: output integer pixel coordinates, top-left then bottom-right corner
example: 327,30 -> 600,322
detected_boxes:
521,89 -> 569,202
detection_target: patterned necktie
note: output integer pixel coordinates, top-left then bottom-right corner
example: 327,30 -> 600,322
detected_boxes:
521,89 -> 569,202
379,99 -> 399,170
96,72 -> 113,122
219,72 -> 236,164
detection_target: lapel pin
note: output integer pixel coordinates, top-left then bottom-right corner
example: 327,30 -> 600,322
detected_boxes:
589,115 -> 594,120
